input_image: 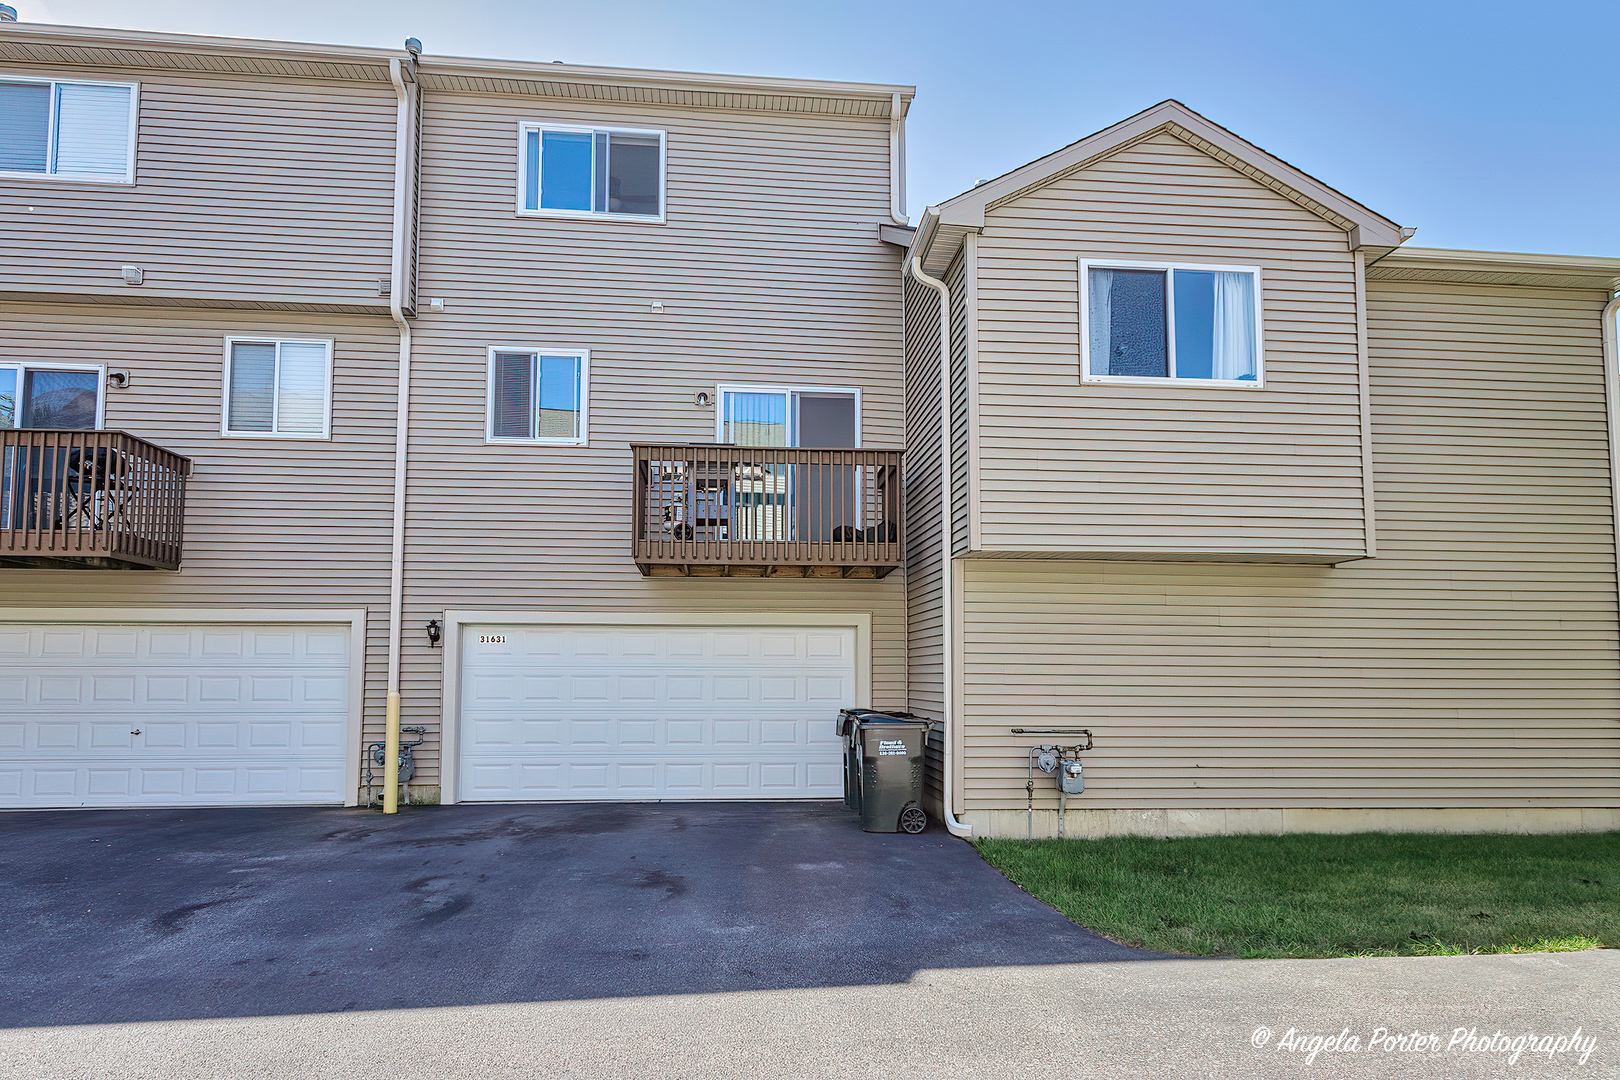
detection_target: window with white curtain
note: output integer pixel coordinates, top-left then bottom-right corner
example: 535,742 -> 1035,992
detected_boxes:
1082,260 -> 1262,386
516,122 -> 665,220
222,338 -> 333,438
485,348 -> 588,444
0,75 -> 136,182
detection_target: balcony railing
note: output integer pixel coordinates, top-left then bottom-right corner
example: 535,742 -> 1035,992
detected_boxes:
633,443 -> 902,578
1,429 -> 192,571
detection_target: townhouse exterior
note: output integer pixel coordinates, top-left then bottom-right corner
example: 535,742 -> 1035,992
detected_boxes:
904,102 -> 1620,837
2,20 -> 1617,839
1,22 -> 913,810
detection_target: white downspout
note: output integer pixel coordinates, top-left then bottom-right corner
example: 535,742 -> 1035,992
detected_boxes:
383,56 -> 415,814
908,249 -> 971,838
1603,292 -> 1620,652
888,93 -> 908,226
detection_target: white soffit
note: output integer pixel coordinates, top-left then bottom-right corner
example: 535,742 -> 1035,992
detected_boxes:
0,22 -> 914,116
1365,247 -> 1620,293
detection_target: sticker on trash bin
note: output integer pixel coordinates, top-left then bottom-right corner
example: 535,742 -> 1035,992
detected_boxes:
878,739 -> 907,756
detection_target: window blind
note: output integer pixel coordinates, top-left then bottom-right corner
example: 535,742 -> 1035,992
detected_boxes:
0,81 -> 50,173
275,341 -> 329,434
492,352 -> 534,438
228,342 -> 276,432
53,83 -> 132,178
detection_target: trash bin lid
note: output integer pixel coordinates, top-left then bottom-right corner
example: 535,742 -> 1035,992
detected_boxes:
837,708 -> 926,736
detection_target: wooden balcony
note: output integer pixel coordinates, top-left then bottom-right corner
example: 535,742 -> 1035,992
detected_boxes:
1,429 -> 192,571
633,443 -> 902,578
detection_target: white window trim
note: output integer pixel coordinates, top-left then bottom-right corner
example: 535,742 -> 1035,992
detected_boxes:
514,121 -> 667,224
484,346 -> 590,446
1079,258 -> 1266,389
0,360 -> 109,428
713,383 -> 863,447
219,336 -> 335,441
0,73 -> 138,185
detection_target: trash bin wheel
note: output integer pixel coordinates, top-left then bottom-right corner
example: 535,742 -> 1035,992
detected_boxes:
899,806 -> 927,834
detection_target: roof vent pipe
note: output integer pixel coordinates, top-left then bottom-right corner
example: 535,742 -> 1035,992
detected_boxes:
0,5 -> 18,22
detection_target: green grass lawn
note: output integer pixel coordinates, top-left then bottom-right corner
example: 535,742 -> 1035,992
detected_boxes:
974,831 -> 1619,959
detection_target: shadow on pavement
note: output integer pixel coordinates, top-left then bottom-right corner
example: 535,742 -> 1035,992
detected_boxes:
0,801 -> 1160,1027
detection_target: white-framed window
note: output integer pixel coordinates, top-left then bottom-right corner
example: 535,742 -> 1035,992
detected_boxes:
0,74 -> 137,183
221,337 -> 334,439
715,384 -> 861,448
0,361 -> 106,429
486,348 -> 589,445
1080,259 -> 1264,387
516,122 -> 666,222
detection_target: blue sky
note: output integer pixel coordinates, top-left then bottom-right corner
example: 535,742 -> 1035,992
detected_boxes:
12,0 -> 1619,256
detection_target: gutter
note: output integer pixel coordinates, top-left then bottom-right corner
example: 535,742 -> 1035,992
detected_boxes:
907,246 -> 971,839
383,55 -> 416,814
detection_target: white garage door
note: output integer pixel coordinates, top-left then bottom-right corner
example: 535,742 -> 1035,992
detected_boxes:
0,623 -> 352,809
458,623 -> 858,801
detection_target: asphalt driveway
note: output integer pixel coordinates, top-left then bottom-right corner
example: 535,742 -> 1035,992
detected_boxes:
0,801 -> 1147,1027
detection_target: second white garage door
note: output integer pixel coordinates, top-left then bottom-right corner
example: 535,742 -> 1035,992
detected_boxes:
458,623 -> 858,801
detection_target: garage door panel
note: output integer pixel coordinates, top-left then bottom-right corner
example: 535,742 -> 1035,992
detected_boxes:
0,622 -> 351,809
460,623 -> 858,802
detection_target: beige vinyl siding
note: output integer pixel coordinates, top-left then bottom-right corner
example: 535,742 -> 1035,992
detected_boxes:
958,280 -> 1619,812
0,69 -> 396,307
904,271 -> 945,719
974,131 -> 1366,561
394,93 -> 909,781
947,253 -> 970,557
0,302 -> 400,787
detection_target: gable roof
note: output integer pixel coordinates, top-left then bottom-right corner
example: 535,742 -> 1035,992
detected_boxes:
912,99 -> 1404,275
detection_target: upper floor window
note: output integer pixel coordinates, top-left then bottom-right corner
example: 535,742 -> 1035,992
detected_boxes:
222,337 -> 333,439
486,348 -> 588,445
1082,260 -> 1263,386
0,363 -> 103,429
0,76 -> 136,183
517,122 -> 664,221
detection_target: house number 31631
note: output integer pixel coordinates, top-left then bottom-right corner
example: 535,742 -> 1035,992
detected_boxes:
478,634 -> 507,645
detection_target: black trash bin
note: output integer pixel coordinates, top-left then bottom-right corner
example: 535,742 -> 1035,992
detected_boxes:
838,708 -> 931,833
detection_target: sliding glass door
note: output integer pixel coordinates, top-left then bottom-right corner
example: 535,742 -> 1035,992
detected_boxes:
718,386 -> 858,543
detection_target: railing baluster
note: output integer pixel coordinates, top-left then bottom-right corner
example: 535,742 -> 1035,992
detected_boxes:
628,443 -> 900,578
0,428 -> 189,570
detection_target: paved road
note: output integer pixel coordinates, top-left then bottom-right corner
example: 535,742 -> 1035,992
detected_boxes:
1,803 -> 1611,1078
0,953 -> 1612,1079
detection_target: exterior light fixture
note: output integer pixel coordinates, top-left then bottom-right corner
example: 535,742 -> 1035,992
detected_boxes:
426,619 -> 442,647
